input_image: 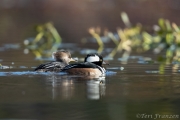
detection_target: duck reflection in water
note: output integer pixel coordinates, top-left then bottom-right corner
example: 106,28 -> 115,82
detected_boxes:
45,74 -> 106,100
86,77 -> 106,100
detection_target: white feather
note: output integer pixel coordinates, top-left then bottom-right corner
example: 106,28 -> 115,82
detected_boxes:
86,55 -> 99,62
45,65 -> 55,69
97,65 -> 106,74
52,52 -> 56,60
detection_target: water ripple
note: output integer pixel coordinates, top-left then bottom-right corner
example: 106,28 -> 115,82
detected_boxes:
0,71 -> 67,76
0,71 -> 116,77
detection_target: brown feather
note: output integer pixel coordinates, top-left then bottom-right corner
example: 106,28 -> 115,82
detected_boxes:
65,68 -> 102,76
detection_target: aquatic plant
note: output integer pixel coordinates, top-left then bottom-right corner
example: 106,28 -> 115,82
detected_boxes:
153,19 -> 180,64
88,27 -> 104,54
24,22 -> 62,59
86,12 -> 180,65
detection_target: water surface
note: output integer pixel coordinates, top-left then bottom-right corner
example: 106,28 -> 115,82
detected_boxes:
0,48 -> 180,120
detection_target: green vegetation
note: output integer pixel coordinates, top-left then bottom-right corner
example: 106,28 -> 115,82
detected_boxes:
24,22 -> 62,59
24,12 -> 180,66
87,12 -> 180,65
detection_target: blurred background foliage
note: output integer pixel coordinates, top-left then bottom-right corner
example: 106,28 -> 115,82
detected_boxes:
1,0 -> 180,64
24,22 -> 61,59
24,11 -> 180,66
85,12 -> 180,64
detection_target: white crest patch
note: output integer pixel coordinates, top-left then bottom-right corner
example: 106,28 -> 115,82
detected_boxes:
86,55 -> 100,62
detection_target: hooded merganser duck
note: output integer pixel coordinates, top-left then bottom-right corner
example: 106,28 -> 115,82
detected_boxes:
34,50 -> 77,72
61,53 -> 107,76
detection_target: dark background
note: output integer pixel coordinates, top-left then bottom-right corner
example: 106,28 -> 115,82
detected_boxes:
0,0 -> 180,44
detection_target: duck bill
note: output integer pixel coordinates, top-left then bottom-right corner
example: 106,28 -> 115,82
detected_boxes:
70,57 -> 78,62
103,61 -> 109,65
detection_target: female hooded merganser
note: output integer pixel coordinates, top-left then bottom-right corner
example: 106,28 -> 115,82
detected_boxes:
61,53 -> 107,76
35,50 -> 77,72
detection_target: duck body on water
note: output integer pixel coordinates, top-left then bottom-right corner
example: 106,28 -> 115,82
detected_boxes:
35,51 -> 107,77
34,50 -> 77,72
62,54 -> 107,77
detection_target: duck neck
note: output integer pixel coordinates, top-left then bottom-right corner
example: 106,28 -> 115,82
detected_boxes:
91,61 -> 102,66
57,59 -> 69,65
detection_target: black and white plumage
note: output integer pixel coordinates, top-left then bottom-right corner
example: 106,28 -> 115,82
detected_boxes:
62,53 -> 107,76
84,53 -> 107,66
34,50 -> 77,72
34,61 -> 67,72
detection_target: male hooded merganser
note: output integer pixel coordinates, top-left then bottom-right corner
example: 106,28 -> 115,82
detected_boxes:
61,53 -> 107,76
35,50 -> 77,72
